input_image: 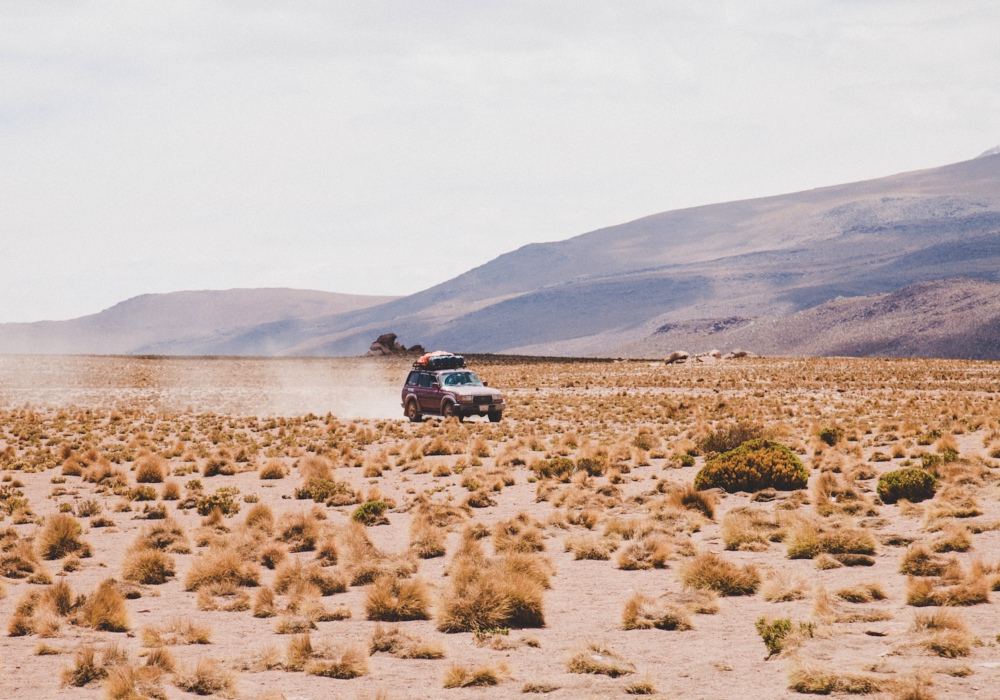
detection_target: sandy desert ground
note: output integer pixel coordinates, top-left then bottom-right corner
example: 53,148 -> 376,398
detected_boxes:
2,354 -> 1000,700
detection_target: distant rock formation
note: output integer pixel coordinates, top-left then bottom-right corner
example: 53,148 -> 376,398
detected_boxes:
365,333 -> 424,357
664,348 -> 756,365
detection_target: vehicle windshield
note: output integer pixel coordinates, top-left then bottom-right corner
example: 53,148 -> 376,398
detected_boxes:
441,371 -> 483,387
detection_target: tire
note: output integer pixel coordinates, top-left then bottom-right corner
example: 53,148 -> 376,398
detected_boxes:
442,402 -> 463,422
488,410 -> 503,423
406,400 -> 422,423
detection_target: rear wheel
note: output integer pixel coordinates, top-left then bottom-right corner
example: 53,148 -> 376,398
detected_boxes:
406,400 -> 422,423
488,410 -> 503,423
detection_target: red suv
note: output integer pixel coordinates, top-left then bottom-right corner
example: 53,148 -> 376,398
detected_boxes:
401,368 -> 505,422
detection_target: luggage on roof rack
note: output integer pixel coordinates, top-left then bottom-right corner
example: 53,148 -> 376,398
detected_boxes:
414,351 -> 465,370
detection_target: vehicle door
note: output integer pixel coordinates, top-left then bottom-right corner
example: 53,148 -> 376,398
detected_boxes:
403,371 -> 420,408
416,372 -> 436,412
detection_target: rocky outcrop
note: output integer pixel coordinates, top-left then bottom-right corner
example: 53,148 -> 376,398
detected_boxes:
365,333 -> 425,357
664,348 -> 756,365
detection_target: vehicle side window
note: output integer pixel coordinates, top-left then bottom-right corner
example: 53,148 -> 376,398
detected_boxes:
406,371 -> 419,386
418,373 -> 432,388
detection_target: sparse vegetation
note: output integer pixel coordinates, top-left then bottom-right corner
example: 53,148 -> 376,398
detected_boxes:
7,355 -> 1000,699
694,439 -> 808,493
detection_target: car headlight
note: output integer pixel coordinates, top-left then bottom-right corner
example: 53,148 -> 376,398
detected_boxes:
459,395 -> 473,403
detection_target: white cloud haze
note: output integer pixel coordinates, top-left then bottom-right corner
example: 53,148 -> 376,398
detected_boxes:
1,1 -> 998,322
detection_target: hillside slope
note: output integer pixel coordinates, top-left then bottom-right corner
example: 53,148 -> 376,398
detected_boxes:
265,152 -> 1000,356
0,289 -> 398,355
3,152 -> 1000,358
611,278 -> 1000,360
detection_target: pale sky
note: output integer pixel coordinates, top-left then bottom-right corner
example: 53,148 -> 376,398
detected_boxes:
1,1 -> 998,322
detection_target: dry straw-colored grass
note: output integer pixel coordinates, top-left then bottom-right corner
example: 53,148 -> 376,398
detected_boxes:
38,513 -> 89,560
80,579 -> 130,632
621,593 -> 693,630
141,617 -> 212,646
437,542 -> 547,632
184,547 -> 260,591
566,641 -> 634,677
681,552 -> 760,596
443,662 -> 507,688
365,576 -> 431,621
122,545 -> 176,585
173,657 -> 235,697
305,644 -> 368,679
370,623 -> 446,659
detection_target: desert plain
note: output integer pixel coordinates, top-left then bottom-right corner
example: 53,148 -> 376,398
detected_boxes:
1,354 -> 1000,700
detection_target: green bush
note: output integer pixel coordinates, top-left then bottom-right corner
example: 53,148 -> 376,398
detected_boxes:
675,454 -> 696,467
694,439 -> 807,493
196,487 -> 241,516
576,455 -> 607,477
295,477 -> 355,505
531,457 -> 575,480
755,617 -> 814,659
876,468 -> 937,504
352,500 -> 390,526
131,485 -> 158,502
817,427 -> 844,447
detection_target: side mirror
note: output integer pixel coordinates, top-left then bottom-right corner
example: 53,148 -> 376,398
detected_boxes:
483,381 -> 489,387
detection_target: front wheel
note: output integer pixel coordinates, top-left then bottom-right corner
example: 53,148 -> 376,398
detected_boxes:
442,402 -> 463,422
406,401 -> 422,423
488,410 -> 503,423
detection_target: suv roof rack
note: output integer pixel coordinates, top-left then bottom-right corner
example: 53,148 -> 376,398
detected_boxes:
413,351 -> 466,370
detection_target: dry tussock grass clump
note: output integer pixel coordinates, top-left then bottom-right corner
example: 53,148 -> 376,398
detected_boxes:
103,662 -> 166,700
899,545 -> 954,577
305,644 -> 369,679
80,579 -> 130,632
370,623 -> 446,659
365,576 -> 430,621
813,471 -> 877,517
184,547 -> 260,591
277,511 -> 321,552
437,541 -> 548,632
785,517 -> 876,562
616,533 -> 671,570
340,522 -> 417,585
443,662 -> 508,688
259,459 -> 286,479
122,543 -> 176,585
135,518 -> 190,553
141,617 -> 211,646
174,657 -> 235,696
667,485 -> 716,519
61,644 -> 118,687
836,582 -> 887,603
493,512 -> 545,553
911,609 -> 974,658
681,552 -> 760,596
905,573 -> 989,607
273,558 -> 347,596
621,593 -> 693,630
38,513 -> 90,560
2,536 -> 43,580
244,503 -> 274,533
197,580 -> 252,612
134,453 -> 166,483
566,641 -> 634,677
787,659 -> 884,694
409,517 -> 447,559
564,533 -> 617,560
760,569 -> 806,602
